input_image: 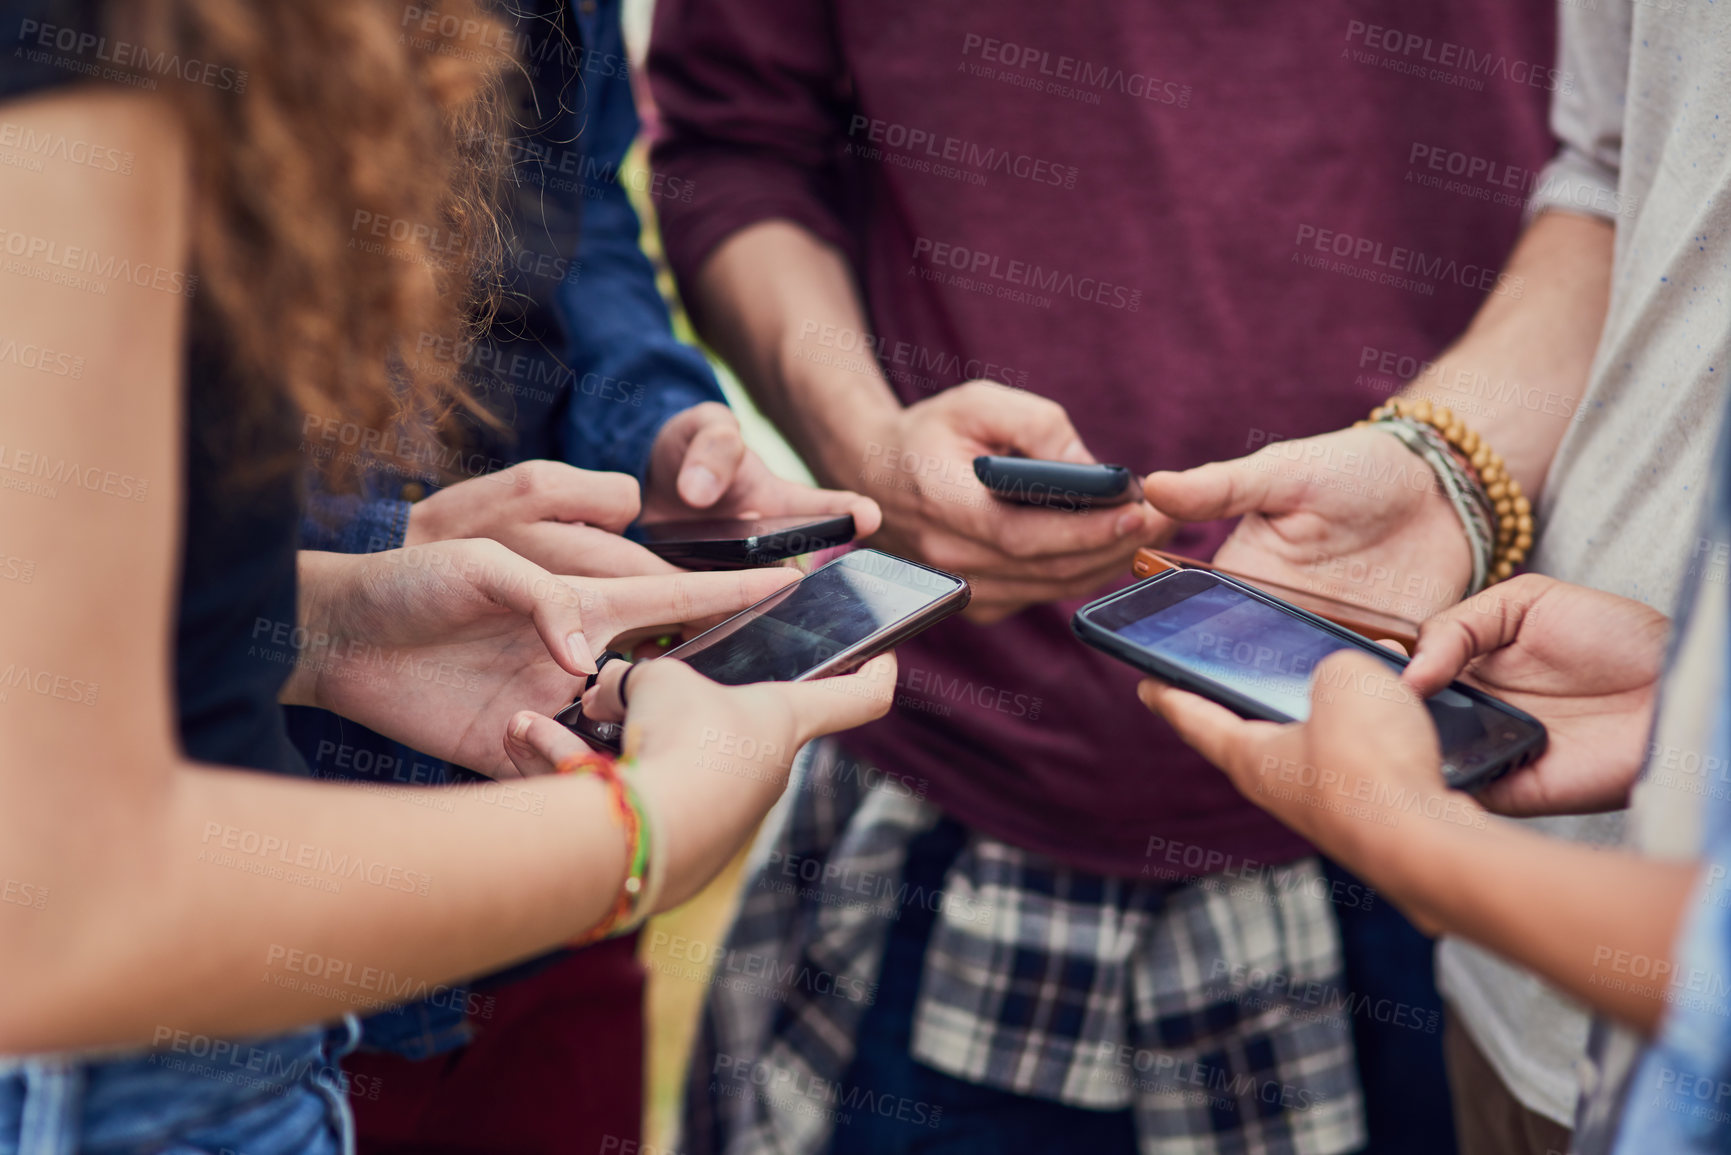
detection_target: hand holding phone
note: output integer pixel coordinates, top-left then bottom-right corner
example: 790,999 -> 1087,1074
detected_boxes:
503,656 -> 899,915
1398,574 -> 1667,816
849,382 -> 1164,622
557,549 -> 970,750
1074,567 -> 1545,789
639,401 -> 883,538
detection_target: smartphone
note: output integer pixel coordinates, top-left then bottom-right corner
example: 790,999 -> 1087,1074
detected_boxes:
556,549 -> 970,751
1072,567 -> 1546,789
973,455 -> 1143,509
638,514 -> 856,570
1131,547 -> 1421,653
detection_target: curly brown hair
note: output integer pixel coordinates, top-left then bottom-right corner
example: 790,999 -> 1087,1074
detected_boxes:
117,0 -> 515,481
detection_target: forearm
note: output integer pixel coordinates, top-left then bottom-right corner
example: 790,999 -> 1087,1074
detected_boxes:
690,221 -> 902,487
279,550 -> 349,708
2,755 -> 623,1052
1397,209 -> 1614,497
10,556 -> 800,1051
1364,809 -> 1693,1034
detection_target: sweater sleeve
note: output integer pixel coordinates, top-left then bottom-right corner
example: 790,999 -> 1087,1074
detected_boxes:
552,0 -> 723,482
645,0 -> 859,292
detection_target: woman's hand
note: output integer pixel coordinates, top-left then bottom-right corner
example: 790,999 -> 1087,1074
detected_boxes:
1138,651 -> 1479,874
288,540 -> 799,777
405,460 -> 677,577
1401,574 -> 1669,815
503,654 -> 898,910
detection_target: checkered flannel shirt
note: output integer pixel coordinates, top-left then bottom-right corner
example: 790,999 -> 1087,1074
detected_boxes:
681,738 -> 1367,1155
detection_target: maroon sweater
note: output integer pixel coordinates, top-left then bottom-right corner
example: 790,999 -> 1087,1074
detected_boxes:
649,0 -> 1556,876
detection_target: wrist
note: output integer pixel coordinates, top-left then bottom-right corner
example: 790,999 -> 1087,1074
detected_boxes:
773,337 -> 904,489
547,771 -> 634,937
401,500 -> 432,548
556,751 -> 661,943
1365,397 -> 1532,592
1347,793 -> 1491,927
1392,352 -> 1554,500
282,551 -> 346,708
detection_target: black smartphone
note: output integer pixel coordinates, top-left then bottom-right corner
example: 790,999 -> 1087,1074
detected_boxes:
556,549 -> 970,751
1131,547 -> 1422,653
637,513 -> 856,570
973,455 -> 1143,509
1072,567 -> 1546,790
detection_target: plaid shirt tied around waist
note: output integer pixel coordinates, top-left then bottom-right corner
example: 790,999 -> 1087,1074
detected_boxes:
682,739 -> 1367,1155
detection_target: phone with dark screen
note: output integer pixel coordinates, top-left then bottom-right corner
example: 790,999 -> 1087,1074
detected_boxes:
973,456 -> 1142,509
638,514 -> 856,570
1073,568 -> 1545,790
556,549 -> 969,751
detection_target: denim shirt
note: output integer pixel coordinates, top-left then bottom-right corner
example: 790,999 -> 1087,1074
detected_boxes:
1568,413 -> 1731,1153
288,0 -> 723,1059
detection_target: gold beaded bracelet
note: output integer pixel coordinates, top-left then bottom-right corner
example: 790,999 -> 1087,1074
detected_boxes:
1356,397 -> 1533,585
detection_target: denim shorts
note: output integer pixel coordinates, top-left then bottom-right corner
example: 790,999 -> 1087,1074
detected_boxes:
0,1017 -> 359,1155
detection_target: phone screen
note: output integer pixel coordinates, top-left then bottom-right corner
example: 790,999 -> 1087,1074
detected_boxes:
1115,581 -> 1367,719
1088,569 -> 1541,778
668,551 -> 965,684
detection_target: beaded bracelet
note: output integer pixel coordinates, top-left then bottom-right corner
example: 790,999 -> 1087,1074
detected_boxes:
1371,416 -> 1493,594
556,750 -> 660,945
1355,397 -> 1533,591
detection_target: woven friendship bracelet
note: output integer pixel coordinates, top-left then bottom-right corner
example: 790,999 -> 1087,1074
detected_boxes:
1369,416 -> 1493,595
1356,397 -> 1533,594
556,751 -> 659,945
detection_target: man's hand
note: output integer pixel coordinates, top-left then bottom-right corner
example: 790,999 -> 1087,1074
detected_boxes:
849,381 -> 1168,622
641,401 -> 882,534
291,542 -> 800,778
674,226 -> 1157,618
405,461 -> 675,577
1138,651 -> 1476,874
1144,426 -> 1471,623
1402,574 -> 1669,816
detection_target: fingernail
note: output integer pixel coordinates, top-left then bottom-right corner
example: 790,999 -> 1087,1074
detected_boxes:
1114,509 -> 1144,537
1060,439 -> 1087,463
510,712 -> 533,742
684,466 -> 722,505
567,632 -> 595,672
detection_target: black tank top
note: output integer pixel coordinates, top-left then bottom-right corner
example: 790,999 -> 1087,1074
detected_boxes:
2,0 -> 308,775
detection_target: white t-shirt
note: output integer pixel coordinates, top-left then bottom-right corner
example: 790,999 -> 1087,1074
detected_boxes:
1436,0 -> 1731,1126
